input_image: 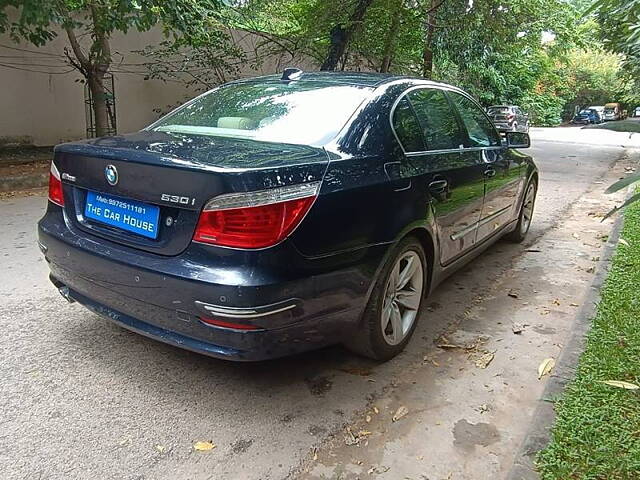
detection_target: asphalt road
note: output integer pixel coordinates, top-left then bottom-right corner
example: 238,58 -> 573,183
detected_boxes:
0,129 -> 630,479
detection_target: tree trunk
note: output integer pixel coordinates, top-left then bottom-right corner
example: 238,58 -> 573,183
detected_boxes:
422,0 -> 440,78
64,8 -> 114,138
320,0 -> 375,71
380,0 -> 402,73
88,71 -> 110,137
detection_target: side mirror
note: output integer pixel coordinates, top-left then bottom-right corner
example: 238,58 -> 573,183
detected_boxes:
505,131 -> 530,149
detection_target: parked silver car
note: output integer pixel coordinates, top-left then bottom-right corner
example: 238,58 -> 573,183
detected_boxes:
487,105 -> 530,132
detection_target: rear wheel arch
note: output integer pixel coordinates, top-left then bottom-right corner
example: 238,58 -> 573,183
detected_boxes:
405,228 -> 435,296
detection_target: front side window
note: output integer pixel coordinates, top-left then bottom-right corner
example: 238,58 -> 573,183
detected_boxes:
407,88 -> 465,151
151,82 -> 372,146
449,92 -> 501,148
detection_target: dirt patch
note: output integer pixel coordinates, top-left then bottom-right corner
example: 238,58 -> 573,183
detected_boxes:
305,375 -> 333,396
453,419 -> 501,451
0,146 -> 52,167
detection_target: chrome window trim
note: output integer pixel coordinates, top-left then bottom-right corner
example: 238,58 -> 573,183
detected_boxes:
390,84 -> 503,155
404,145 -> 504,157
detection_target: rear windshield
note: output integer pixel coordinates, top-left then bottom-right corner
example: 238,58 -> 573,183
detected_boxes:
150,81 -> 372,146
579,110 -> 593,114
487,107 -> 510,114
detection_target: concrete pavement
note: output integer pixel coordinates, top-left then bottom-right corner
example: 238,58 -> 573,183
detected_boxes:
0,128 -> 636,479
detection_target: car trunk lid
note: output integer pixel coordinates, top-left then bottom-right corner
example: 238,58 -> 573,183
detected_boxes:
54,131 -> 329,256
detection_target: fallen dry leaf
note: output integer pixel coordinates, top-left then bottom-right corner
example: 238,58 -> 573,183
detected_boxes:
570,303 -> 579,307
475,351 -> 495,369
155,445 -> 165,453
601,380 -> 640,390
553,299 -> 561,306
368,465 -> 390,475
538,358 -> 555,379
392,406 -> 409,422
193,441 -> 216,451
373,406 -> 379,414
365,415 -> 371,423
508,290 -> 519,299
344,427 -> 359,446
619,238 -> 630,247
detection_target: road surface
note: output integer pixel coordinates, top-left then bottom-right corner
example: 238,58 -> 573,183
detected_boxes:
0,128 -> 634,479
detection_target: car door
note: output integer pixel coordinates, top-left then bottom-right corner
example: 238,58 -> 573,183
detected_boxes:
448,91 -> 525,243
392,87 -> 486,265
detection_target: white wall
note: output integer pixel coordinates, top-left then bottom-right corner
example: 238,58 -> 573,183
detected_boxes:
0,26 -> 315,146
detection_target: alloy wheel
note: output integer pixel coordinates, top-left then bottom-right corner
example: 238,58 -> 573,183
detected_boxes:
380,251 -> 424,346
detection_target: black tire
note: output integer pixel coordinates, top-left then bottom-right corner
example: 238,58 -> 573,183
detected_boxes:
345,236 -> 427,361
506,179 -> 537,243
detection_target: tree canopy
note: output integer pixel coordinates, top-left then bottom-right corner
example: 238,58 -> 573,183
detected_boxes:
1,0 -> 638,133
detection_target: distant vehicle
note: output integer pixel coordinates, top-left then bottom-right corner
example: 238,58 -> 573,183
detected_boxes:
634,107 -> 640,118
572,108 -> 601,125
487,105 -> 530,132
603,102 -> 622,121
588,105 -> 605,120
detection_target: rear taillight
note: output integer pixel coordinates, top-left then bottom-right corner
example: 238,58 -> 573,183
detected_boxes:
193,182 -> 320,249
507,113 -> 515,121
48,162 -> 64,207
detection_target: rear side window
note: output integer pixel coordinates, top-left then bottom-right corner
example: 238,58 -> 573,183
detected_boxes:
392,97 -> 426,152
450,93 -> 501,148
406,88 -> 465,151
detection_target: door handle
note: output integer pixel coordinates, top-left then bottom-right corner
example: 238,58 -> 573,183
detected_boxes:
428,179 -> 448,194
483,168 -> 496,178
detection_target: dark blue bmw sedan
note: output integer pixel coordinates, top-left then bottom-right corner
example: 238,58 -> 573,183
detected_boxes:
38,70 -> 538,361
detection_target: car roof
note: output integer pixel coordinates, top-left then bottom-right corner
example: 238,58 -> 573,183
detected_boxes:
227,71 -> 465,90
488,105 -> 517,108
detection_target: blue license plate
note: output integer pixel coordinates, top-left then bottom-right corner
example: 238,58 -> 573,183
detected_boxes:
85,191 -> 160,239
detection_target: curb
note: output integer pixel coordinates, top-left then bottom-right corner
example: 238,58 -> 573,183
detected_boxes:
506,197 -> 626,480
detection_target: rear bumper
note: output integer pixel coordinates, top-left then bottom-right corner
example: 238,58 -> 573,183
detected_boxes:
38,205 -> 384,361
493,122 -> 516,131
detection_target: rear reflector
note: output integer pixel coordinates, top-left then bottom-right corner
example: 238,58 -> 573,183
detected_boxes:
193,182 -> 320,249
48,162 -> 64,207
199,316 -> 260,330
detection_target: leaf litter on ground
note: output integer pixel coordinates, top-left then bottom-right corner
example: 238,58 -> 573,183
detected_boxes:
538,358 -> 555,379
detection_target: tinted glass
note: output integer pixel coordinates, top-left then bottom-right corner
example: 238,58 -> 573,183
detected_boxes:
392,97 -> 426,152
450,93 -> 501,148
407,88 -> 465,151
151,82 -> 372,146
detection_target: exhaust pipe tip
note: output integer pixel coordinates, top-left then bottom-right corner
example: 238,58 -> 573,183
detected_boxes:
58,286 -> 75,304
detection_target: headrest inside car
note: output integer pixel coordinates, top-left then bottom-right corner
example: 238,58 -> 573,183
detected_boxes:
217,117 -> 257,130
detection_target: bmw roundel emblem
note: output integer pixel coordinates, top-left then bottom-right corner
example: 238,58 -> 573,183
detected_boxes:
105,164 -> 118,186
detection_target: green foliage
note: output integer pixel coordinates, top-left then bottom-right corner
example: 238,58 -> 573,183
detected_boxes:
234,0 -> 620,126
537,193 -> 640,479
592,0 -> 640,67
0,1 -> 225,47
